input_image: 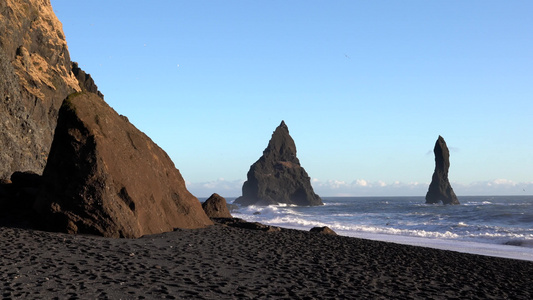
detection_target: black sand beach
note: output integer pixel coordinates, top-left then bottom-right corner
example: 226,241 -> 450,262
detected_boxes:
1,223 -> 532,299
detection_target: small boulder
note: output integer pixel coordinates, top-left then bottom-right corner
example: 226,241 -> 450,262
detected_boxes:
202,193 -> 232,218
310,226 -> 337,235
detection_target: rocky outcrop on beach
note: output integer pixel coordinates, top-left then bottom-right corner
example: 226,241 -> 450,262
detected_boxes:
213,218 -> 281,232
202,193 -> 232,218
0,0 -> 84,179
425,136 -> 460,205
310,226 -> 337,235
234,121 -> 322,207
34,92 -> 213,238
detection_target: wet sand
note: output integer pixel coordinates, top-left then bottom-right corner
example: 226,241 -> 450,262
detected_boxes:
1,223 -> 532,299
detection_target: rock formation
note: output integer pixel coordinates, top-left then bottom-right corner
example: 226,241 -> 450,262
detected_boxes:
310,226 -> 337,235
202,193 -> 232,218
0,0 -> 103,179
234,121 -> 323,206
71,62 -> 104,98
213,218 -> 281,232
425,136 -> 460,205
0,0 -> 212,238
34,92 -> 213,238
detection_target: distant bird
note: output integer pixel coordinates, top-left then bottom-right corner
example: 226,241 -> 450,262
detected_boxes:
344,54 -> 351,59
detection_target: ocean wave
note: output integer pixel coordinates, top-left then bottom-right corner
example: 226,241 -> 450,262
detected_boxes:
463,231 -> 533,240
322,202 -> 346,206
464,201 -> 532,207
232,196 -> 533,250
336,226 -> 461,240
249,215 -> 329,229
240,213 -> 463,240
276,203 -> 298,208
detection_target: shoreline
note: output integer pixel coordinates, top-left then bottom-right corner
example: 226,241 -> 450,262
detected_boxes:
229,195 -> 533,262
343,230 -> 533,262
234,222 -> 533,262
1,222 -> 533,299
227,219 -> 533,262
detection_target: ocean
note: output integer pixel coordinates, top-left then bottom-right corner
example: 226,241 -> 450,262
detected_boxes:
226,196 -> 533,261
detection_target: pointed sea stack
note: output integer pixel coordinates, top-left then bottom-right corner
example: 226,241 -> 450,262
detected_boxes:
234,121 -> 323,206
425,136 -> 459,205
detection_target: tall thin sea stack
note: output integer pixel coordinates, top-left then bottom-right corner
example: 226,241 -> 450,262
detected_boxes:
425,136 -> 460,205
234,121 -> 323,206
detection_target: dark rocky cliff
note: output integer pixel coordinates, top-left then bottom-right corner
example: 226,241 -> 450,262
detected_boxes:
1,0 -> 210,237
234,121 -> 323,206
425,136 -> 460,205
0,0 -> 101,179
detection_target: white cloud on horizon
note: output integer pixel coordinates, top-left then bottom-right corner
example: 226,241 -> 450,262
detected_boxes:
185,177 -> 533,198
455,179 -> 533,196
310,179 -> 428,196
185,178 -> 244,199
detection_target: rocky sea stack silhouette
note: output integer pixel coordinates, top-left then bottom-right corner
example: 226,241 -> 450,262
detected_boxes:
234,121 -> 323,207
1,0 -> 212,237
425,136 -> 460,205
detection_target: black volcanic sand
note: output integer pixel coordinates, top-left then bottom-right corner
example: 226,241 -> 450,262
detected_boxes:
1,223 -> 532,299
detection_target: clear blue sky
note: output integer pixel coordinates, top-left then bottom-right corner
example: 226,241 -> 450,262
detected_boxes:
51,0 -> 533,197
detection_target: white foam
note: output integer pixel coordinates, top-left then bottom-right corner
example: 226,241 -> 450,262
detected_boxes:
232,212 -> 533,261
342,231 -> 533,262
231,199 -> 533,262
